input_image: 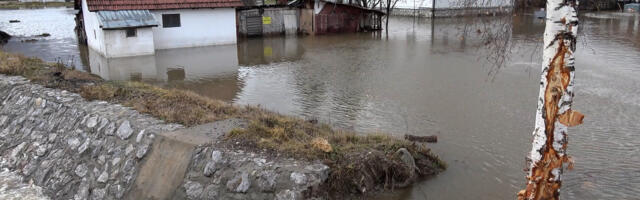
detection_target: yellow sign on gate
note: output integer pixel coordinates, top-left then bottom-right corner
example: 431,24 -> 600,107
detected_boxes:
262,16 -> 271,25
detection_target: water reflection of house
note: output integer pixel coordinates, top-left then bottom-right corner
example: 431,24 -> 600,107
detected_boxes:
75,0 -> 241,58
87,45 -> 242,101
237,0 -> 383,36
237,37 -> 304,65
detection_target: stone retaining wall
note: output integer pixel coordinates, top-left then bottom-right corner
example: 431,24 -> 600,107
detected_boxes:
0,75 -> 183,199
0,75 -> 329,200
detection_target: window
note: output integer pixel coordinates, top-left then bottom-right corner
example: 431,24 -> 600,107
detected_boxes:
125,28 -> 136,37
162,14 -> 181,28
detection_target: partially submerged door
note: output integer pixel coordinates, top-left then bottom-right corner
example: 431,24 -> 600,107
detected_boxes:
283,14 -> 297,35
246,16 -> 262,36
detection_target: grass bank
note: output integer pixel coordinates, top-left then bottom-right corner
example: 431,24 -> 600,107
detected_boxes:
0,1 -> 73,9
0,51 -> 445,195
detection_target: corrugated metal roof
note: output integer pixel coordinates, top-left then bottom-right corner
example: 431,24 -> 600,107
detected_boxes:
97,10 -> 159,30
86,0 -> 244,11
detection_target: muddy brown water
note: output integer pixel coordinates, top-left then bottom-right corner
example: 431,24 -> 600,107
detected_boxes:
2,8 -> 640,200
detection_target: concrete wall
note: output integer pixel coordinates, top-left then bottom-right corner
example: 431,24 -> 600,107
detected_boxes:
151,8 -> 237,50
103,28 -> 156,58
81,0 -> 106,56
299,8 -> 314,34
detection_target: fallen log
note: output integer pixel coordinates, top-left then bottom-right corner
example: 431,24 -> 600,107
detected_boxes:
404,134 -> 437,143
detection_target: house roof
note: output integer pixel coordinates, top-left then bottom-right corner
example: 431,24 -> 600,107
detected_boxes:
97,10 -> 159,29
86,0 -> 244,11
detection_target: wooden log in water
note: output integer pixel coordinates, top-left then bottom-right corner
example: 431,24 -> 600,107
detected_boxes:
404,134 -> 437,143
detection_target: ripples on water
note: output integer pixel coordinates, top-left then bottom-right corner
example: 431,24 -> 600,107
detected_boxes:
1,8 -> 639,200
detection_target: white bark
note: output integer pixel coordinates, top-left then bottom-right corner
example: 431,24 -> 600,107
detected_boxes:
519,0 -> 583,199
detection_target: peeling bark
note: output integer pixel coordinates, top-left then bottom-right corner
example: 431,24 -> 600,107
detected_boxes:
517,0 -> 583,199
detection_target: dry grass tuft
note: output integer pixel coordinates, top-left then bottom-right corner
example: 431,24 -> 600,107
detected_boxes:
82,81 -> 243,126
311,137 -> 333,153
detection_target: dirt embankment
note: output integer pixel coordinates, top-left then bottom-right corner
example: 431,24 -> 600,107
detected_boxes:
0,51 -> 446,198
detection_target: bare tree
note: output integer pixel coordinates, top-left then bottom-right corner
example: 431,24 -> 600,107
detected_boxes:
375,0 -> 401,34
517,0 -> 584,199
360,0 -> 382,9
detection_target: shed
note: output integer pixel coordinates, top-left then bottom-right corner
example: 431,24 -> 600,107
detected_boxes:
76,0 -> 242,58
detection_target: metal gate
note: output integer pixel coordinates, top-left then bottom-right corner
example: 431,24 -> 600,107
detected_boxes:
283,14 -> 298,35
246,16 -> 262,36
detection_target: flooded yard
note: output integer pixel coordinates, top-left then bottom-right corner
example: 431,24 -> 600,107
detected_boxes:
2,8 -> 640,200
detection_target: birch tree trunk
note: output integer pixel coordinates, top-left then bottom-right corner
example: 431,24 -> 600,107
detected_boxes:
518,0 -> 584,199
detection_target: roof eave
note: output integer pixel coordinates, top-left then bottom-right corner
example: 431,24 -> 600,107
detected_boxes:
101,24 -> 159,30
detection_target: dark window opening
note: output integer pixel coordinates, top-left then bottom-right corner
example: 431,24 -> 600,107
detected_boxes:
162,14 -> 181,28
125,28 -> 136,37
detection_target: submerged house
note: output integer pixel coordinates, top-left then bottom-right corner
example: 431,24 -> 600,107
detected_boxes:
75,0 -> 242,58
237,0 -> 383,36
310,0 -> 384,34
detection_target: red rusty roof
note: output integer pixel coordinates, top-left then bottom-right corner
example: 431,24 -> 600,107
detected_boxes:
86,0 -> 244,11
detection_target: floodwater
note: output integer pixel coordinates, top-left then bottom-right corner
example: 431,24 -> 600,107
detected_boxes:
2,8 -> 640,200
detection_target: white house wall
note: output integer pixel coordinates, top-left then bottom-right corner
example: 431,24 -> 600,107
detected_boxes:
103,28 -> 155,58
151,8 -> 237,50
81,0 -> 106,56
